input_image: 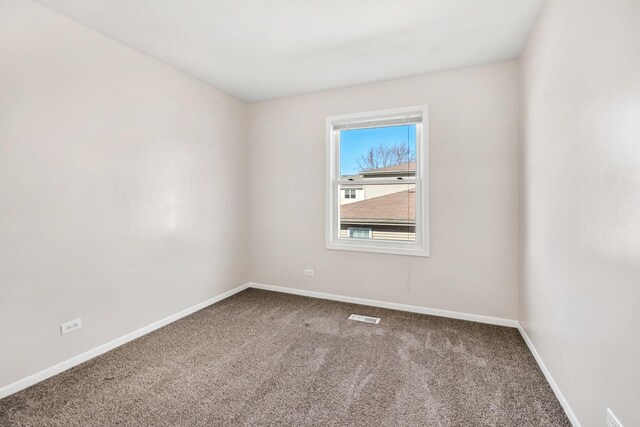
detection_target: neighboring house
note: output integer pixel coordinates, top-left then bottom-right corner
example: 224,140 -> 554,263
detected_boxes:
340,162 -> 416,241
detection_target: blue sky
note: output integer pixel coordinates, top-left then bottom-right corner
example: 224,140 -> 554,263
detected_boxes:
340,125 -> 416,176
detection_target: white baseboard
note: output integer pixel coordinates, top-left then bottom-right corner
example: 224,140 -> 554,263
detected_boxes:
248,283 -> 579,423
0,283 -> 250,400
517,323 -> 581,427
4,279 -> 575,427
247,282 -> 519,328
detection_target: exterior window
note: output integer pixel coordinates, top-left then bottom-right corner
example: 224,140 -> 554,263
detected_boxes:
326,105 -> 429,257
348,227 -> 372,239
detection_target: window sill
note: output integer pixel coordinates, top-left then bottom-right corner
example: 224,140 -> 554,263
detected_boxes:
326,241 -> 430,257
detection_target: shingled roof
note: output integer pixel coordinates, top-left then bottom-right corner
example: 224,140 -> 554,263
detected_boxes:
360,161 -> 416,177
341,190 -> 415,223
361,161 -> 415,174
341,161 -> 417,180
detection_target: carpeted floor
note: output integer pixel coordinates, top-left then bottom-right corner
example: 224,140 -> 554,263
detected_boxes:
0,288 -> 570,426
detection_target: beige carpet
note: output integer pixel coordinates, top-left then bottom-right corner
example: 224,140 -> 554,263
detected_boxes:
0,288 -> 570,426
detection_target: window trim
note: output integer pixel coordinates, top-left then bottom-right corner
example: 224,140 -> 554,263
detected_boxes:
325,105 -> 430,257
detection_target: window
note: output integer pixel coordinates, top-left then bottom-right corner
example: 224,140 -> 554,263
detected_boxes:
344,189 -> 357,199
348,227 -> 372,239
326,105 -> 429,257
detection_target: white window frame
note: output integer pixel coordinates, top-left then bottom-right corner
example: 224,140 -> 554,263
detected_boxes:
326,105 -> 430,257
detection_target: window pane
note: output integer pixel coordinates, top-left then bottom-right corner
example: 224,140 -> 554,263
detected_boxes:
339,183 -> 415,242
348,228 -> 371,239
341,187 -> 361,203
340,124 -> 416,179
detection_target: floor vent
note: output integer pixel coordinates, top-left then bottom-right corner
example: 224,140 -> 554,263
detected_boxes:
348,314 -> 380,324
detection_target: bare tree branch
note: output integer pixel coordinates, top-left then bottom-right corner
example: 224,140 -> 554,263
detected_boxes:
356,143 -> 415,172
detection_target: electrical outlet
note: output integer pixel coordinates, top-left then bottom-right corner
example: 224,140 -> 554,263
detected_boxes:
607,408 -> 623,427
304,269 -> 314,276
60,318 -> 82,335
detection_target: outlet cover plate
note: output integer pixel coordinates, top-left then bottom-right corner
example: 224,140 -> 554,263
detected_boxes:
60,318 -> 82,335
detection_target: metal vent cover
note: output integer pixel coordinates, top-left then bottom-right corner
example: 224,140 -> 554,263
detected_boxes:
348,314 -> 380,324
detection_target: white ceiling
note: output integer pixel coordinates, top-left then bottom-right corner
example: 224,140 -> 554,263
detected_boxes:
34,0 -> 545,102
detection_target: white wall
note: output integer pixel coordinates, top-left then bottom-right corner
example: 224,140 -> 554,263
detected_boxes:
248,61 -> 519,320
10,4 -> 637,424
519,0 -> 640,425
0,0 -> 248,390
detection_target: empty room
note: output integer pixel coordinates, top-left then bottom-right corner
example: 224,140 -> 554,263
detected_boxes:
1,0 -> 638,426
